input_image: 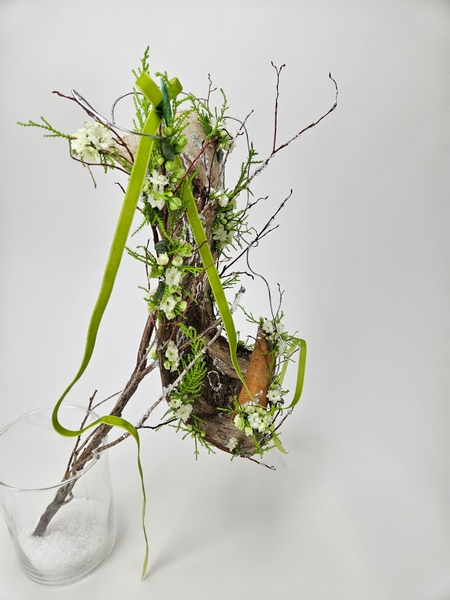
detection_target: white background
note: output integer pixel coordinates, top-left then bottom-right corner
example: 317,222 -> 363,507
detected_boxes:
0,1 -> 449,598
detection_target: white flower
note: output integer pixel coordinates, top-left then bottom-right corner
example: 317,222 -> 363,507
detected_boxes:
81,145 -> 101,163
149,170 -> 169,191
86,122 -> 113,150
217,194 -> 229,207
262,319 -> 275,335
263,413 -> 274,427
169,397 -> 182,409
267,388 -> 281,403
277,337 -> 288,355
165,340 -> 179,362
70,131 -> 101,163
160,294 -> 177,315
156,253 -> 169,266
70,122 -> 113,162
226,437 -> 238,451
213,224 -> 228,243
148,193 -> 166,210
276,321 -> 285,335
165,266 -> 183,290
248,412 -> 262,430
176,403 -> 193,423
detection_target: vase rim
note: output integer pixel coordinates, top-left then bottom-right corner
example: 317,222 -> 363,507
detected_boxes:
0,405 -> 102,493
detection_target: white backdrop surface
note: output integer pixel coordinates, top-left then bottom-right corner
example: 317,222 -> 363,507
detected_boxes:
0,1 -> 449,599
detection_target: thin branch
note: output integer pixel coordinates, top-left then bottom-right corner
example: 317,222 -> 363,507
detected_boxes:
271,62 -> 286,153
248,72 -> 339,185
220,190 -> 293,275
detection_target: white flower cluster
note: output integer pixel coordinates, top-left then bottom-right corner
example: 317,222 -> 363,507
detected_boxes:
70,121 -> 113,163
210,188 -> 230,208
234,403 -> 275,437
212,197 -> 237,248
147,244 -> 192,320
163,340 -> 180,372
142,170 -> 183,212
168,396 -> 193,423
261,318 -> 288,355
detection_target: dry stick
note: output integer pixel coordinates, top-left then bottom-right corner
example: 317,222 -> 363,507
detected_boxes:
248,72 -> 339,186
32,313 -> 223,536
32,314 -> 156,537
271,62 -> 286,154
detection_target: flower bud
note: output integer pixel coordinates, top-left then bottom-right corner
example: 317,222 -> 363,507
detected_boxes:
167,196 -> 182,211
175,136 -> 187,153
177,300 -> 187,312
178,242 -> 193,257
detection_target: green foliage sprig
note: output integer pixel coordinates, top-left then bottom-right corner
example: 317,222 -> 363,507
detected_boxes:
17,116 -> 71,139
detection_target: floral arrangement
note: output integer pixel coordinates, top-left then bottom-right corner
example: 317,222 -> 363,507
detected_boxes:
19,49 -> 337,576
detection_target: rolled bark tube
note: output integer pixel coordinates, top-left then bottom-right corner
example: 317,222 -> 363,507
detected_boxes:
237,328 -> 274,408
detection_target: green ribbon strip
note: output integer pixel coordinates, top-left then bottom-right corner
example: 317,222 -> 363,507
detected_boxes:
51,72 -> 166,579
176,167 -> 249,388
278,338 -> 307,409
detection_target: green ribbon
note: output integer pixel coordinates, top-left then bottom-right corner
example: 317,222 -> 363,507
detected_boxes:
51,72 -> 166,579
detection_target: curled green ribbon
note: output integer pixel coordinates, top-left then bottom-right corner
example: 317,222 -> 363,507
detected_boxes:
52,72 -> 166,579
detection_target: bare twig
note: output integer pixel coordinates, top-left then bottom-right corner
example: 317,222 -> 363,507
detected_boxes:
248,72 -> 339,185
271,62 -> 286,153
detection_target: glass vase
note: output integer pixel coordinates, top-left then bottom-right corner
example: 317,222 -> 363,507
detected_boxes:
0,405 -> 116,586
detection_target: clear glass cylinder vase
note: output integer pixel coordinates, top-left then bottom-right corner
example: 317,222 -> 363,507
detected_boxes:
0,405 -> 117,586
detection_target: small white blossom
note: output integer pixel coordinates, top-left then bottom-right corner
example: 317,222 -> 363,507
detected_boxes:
160,294 -> 177,316
262,319 -> 275,335
226,437 -> 239,451
80,145 -> 101,163
276,322 -> 285,335
248,412 -> 262,429
169,397 -> 182,409
148,193 -> 165,210
70,122 -> 113,162
267,388 -> 281,403
163,338 -> 179,370
217,194 -> 229,207
165,266 -> 183,290
176,403 -> 193,423
165,340 -> 179,362
149,170 -> 169,191
86,122 -> 113,150
213,224 -> 228,243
